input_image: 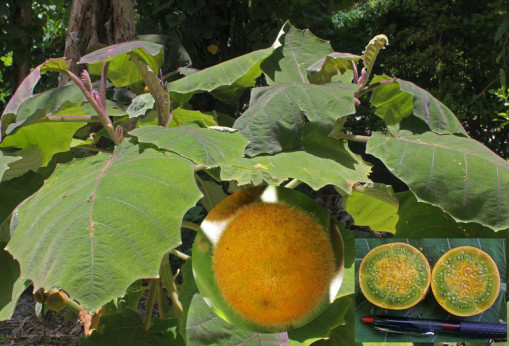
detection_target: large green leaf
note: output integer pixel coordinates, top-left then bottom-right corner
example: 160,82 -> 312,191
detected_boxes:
130,123 -> 249,167
233,83 -> 357,156
0,243 -> 31,321
0,122 -> 85,167
180,260 -> 289,346
288,297 -> 350,345
168,47 -> 273,104
397,79 -> 467,135
367,131 -> 509,230
82,308 -> 184,345
220,135 -> 371,193
262,22 -> 334,85
394,191 -> 506,238
79,41 -> 164,87
310,296 -> 358,346
370,76 -> 468,136
341,183 -> 399,233
6,140 -> 202,312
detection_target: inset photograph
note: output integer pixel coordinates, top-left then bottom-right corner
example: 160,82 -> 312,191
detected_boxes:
355,238 -> 507,343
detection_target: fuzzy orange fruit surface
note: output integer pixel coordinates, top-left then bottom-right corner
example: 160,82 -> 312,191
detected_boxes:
431,246 -> 500,316
359,242 -> 431,310
212,202 -> 335,329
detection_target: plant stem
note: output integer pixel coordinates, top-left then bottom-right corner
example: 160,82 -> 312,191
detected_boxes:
181,221 -> 200,232
143,279 -> 158,331
355,77 -> 395,98
64,70 -> 121,146
284,179 -> 302,189
337,133 -> 370,143
170,248 -> 191,261
47,115 -> 100,122
159,253 -> 183,324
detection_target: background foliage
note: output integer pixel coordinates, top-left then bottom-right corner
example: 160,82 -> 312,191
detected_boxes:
2,0 -> 507,158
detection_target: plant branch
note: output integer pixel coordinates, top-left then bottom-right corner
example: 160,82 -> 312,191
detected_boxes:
284,179 -> 302,189
355,77 -> 395,98
181,221 -> 200,232
337,133 -> 370,142
170,248 -> 191,261
64,70 -> 121,145
159,253 -> 183,324
47,115 -> 100,122
143,279 -> 158,331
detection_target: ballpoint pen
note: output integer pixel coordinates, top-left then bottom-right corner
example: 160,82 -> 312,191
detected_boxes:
362,315 -> 507,339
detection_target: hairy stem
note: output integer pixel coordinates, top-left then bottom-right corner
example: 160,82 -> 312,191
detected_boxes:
337,133 -> 370,143
181,221 -> 200,232
170,248 -> 191,261
64,70 -> 121,145
47,115 -> 100,122
355,77 -> 395,98
284,179 -> 302,189
143,279 -> 158,331
160,253 -> 183,324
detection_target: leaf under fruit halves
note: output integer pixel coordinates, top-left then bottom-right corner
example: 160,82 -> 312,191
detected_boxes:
6,140 -> 202,312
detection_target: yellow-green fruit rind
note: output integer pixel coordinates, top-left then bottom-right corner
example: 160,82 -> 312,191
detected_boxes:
212,202 -> 335,330
431,246 -> 500,317
359,242 -> 431,310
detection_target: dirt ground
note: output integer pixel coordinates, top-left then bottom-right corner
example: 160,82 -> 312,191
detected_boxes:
0,290 -> 84,345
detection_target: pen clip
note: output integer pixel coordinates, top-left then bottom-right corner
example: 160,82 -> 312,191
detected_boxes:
374,326 -> 435,337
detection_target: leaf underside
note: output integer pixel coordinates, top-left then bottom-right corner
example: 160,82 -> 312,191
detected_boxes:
367,131 -> 509,230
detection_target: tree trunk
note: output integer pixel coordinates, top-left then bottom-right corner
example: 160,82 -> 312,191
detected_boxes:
60,0 -> 135,85
11,0 -> 32,92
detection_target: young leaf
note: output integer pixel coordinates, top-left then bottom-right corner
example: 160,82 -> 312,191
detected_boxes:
367,131 -> 509,230
307,53 -> 361,85
126,93 -> 155,119
369,75 -> 413,126
79,41 -> 164,87
167,47 -> 273,104
6,140 -> 202,312
233,83 -> 357,156
262,22 -> 334,85
360,34 -> 388,86
130,123 -> 249,167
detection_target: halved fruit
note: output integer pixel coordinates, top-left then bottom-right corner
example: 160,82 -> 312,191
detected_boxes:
359,242 -> 431,309
431,246 -> 500,316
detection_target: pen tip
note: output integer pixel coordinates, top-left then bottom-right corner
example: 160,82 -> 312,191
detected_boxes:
361,317 -> 373,324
